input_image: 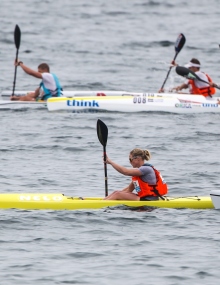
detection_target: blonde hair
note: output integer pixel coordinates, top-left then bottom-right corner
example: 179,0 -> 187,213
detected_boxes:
130,148 -> 151,161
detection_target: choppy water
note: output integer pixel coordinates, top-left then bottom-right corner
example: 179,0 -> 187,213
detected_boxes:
1,0 -> 220,284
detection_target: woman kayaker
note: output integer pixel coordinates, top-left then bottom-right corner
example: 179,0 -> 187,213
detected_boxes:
11,61 -> 62,101
104,148 -> 168,200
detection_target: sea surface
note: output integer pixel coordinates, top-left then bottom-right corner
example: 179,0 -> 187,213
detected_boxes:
1,0 -> 220,284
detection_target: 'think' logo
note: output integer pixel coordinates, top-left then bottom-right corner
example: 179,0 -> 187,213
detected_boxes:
67,100 -> 100,108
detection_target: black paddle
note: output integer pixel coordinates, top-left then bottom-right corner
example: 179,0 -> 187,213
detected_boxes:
160,33 -> 186,90
12,24 -> 21,96
176,66 -> 220,90
97,119 -> 108,197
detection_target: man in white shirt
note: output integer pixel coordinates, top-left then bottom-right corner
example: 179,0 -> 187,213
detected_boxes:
11,61 -> 62,101
171,58 -> 215,96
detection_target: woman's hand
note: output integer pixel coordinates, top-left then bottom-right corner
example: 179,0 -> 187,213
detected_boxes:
14,59 -> 19,66
14,59 -> 23,66
103,154 -> 112,165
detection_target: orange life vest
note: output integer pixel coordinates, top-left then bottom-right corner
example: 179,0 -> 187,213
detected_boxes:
189,73 -> 216,97
132,163 -> 168,198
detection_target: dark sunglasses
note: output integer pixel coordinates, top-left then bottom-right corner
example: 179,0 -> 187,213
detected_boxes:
129,156 -> 138,163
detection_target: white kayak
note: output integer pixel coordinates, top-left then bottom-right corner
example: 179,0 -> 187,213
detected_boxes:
1,90 -> 219,113
0,90 -> 127,110
47,93 -> 220,113
0,90 -> 127,100
0,100 -> 46,109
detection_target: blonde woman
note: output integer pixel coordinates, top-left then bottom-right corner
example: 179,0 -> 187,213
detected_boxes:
104,148 -> 168,201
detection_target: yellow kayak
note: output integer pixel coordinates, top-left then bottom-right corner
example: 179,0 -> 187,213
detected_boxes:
0,193 -> 214,210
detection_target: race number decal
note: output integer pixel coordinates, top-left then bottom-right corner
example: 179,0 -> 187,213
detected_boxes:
133,93 -> 147,104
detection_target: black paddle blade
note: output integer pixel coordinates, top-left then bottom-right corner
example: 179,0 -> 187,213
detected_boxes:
159,33 -> 186,90
97,119 -> 108,147
176,66 -> 220,90
174,33 -> 186,53
14,25 -> 21,50
176,66 -> 198,80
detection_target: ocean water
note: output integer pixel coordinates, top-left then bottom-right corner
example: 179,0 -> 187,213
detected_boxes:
1,0 -> 220,284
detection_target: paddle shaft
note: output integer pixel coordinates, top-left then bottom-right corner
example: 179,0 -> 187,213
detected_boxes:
194,76 -> 220,90
12,49 -> 19,96
103,146 -> 108,197
160,33 -> 186,90
160,52 -> 178,90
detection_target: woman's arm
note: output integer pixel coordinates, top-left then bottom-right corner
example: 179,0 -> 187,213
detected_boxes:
105,156 -> 142,176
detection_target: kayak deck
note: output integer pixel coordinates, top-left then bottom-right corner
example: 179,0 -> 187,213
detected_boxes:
0,194 -> 214,210
47,93 -> 220,113
1,91 -> 219,113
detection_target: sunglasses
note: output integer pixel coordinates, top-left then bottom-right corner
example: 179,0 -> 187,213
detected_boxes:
129,156 -> 138,163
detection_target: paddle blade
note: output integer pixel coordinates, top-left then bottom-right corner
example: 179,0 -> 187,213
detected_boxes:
97,119 -> 108,147
174,33 -> 186,53
176,66 -> 197,80
175,65 -> 219,89
14,25 -> 21,50
159,33 -> 186,90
